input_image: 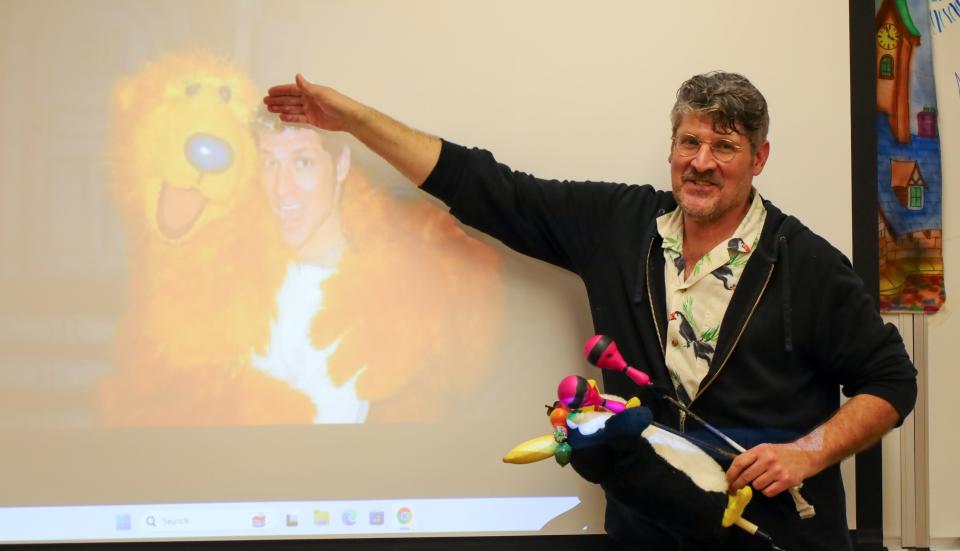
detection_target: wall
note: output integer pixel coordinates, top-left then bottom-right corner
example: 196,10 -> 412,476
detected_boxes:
927,3 -> 960,542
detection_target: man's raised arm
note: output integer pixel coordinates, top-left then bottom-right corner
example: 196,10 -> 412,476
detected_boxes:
264,74 -> 441,186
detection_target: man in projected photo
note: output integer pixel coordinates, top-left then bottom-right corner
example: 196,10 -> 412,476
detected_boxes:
263,72 -> 916,549
253,114 -> 368,423
252,113 -> 503,423
257,117 -> 351,269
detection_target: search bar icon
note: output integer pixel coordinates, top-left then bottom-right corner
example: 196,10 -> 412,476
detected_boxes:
142,510 -> 274,531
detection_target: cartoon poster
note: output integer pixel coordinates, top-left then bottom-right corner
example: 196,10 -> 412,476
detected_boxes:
875,0 -> 946,313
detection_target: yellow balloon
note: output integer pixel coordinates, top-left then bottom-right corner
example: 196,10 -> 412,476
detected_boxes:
722,486 -> 753,528
502,434 -> 559,464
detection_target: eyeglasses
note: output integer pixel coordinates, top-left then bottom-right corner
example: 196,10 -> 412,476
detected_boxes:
672,133 -> 743,163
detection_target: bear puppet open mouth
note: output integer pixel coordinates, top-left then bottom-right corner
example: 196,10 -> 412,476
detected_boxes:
157,180 -> 209,240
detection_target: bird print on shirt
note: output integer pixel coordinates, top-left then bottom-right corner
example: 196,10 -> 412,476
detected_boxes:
673,255 -> 685,276
712,236 -> 758,291
670,299 -> 718,364
710,265 -> 736,290
727,237 -> 752,254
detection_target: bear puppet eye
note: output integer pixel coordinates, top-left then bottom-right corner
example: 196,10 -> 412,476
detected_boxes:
219,85 -> 231,102
185,82 -> 200,96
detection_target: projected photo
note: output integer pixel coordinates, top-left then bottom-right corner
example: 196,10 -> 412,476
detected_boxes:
96,53 -> 503,426
0,2 -> 881,545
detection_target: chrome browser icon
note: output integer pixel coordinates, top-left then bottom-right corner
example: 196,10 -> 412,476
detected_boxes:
396,507 -> 412,525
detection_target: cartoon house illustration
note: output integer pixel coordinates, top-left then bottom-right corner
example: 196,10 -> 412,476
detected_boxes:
889,159 -> 927,210
875,0 -> 944,313
877,120 -> 944,312
876,0 -> 922,144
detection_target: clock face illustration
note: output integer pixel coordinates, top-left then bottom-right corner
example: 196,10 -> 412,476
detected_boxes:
877,22 -> 900,50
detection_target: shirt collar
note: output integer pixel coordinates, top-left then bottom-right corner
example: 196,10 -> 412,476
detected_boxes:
657,188 -> 764,256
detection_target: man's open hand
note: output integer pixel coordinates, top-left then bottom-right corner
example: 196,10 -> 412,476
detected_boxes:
263,74 -> 358,131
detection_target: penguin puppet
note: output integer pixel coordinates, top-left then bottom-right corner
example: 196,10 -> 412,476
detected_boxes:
503,377 -> 784,550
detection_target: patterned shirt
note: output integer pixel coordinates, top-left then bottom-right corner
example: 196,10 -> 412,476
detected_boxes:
656,191 -> 767,402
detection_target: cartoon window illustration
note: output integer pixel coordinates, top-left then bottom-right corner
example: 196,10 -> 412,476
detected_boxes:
879,55 -> 894,79
908,185 -> 923,210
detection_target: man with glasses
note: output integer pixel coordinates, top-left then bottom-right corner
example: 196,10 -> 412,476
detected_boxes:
264,71 -> 916,550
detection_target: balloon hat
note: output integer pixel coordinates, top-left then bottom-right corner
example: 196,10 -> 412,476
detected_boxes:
557,375 -> 626,413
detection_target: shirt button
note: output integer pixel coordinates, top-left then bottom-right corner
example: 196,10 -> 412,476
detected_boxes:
679,288 -> 687,293
671,338 -> 679,347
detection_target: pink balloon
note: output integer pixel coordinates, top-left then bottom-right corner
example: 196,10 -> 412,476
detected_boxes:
584,335 -> 651,387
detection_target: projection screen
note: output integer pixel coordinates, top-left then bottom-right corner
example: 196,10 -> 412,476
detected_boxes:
0,0 -> 851,544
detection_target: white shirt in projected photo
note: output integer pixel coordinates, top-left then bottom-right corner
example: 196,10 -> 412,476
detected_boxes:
253,262 -> 369,424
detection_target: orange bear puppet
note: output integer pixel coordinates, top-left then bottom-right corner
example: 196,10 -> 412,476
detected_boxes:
99,54 -> 504,426
99,54 -> 314,425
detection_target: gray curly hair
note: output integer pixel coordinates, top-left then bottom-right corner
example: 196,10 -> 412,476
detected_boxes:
670,71 -> 769,151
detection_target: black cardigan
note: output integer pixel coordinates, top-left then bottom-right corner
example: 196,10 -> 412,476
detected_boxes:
422,140 -> 916,550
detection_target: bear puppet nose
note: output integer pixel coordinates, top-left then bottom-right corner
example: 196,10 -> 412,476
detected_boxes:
184,133 -> 234,173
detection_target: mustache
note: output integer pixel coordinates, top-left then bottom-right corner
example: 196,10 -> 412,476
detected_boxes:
682,169 -> 722,186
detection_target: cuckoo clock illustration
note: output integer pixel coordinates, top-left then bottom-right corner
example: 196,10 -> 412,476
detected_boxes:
875,0 -> 922,144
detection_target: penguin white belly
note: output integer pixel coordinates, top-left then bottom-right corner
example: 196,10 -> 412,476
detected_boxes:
641,424 -> 728,493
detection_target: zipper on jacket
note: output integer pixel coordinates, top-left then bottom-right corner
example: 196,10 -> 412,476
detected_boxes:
646,237 -> 666,357
692,263 -> 776,402
645,236 -> 687,430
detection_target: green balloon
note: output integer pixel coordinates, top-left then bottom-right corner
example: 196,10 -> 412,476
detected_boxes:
554,442 -> 572,466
